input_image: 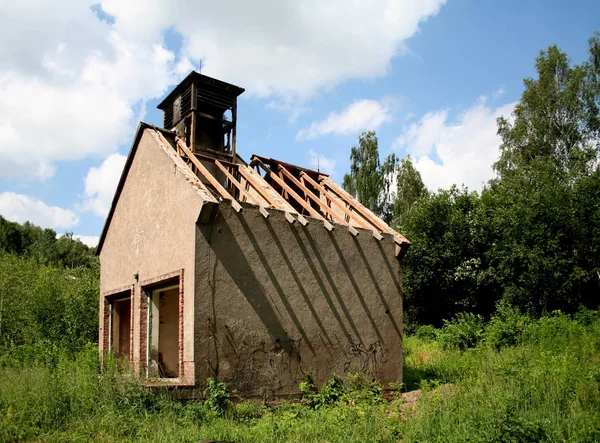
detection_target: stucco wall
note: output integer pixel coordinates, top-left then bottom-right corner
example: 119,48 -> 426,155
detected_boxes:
99,129 -> 206,381
195,201 -> 403,397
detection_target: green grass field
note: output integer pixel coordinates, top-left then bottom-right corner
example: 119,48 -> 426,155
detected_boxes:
1,311 -> 599,442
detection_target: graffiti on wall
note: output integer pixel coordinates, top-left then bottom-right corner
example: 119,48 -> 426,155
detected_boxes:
343,341 -> 389,376
206,317 -> 307,395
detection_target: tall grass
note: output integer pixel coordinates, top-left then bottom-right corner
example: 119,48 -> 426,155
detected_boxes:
1,312 -> 599,442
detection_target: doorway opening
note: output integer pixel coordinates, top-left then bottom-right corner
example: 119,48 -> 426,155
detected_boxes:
110,296 -> 131,360
148,283 -> 180,378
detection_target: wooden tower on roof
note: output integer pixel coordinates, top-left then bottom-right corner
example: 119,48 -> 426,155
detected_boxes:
157,72 -> 245,161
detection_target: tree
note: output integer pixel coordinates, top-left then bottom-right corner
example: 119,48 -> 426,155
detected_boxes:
485,34 -> 600,315
392,155 -> 428,231
495,38 -> 600,178
343,131 -> 397,223
401,187 -> 495,326
0,216 -> 97,269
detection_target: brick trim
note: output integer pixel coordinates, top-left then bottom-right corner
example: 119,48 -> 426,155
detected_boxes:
138,284 -> 149,375
139,269 -> 186,382
138,270 -> 181,288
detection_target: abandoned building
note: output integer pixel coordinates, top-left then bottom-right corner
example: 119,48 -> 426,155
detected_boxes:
96,71 -> 410,397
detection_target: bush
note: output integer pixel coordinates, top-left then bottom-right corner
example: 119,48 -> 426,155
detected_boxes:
300,373 -> 349,408
484,301 -> 530,349
299,372 -> 320,407
203,377 -> 231,416
319,373 -> 346,406
438,312 -> 485,350
343,371 -> 385,405
574,307 -> 599,326
415,324 -> 439,341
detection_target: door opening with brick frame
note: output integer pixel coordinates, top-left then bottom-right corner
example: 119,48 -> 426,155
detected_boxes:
110,295 -> 131,360
148,283 -> 180,378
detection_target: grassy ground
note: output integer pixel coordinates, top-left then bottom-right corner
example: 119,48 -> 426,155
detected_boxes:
1,312 -> 599,442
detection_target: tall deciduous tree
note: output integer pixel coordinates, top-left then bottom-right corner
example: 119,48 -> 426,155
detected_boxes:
392,155 -> 428,230
495,36 -> 600,178
343,131 -> 397,223
485,34 -> 600,315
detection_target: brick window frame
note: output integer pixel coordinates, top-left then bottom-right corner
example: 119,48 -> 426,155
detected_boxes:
138,269 -> 189,385
102,285 -> 134,360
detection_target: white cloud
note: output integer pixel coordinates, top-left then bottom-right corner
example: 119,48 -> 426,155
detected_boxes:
394,97 -> 516,191
80,153 -> 127,217
494,86 -> 506,99
101,0 -> 446,99
297,99 -> 393,140
0,192 -> 79,229
307,149 -> 337,175
73,235 -> 100,247
57,233 -> 100,248
0,0 -> 445,180
394,110 -> 448,157
0,0 -> 187,180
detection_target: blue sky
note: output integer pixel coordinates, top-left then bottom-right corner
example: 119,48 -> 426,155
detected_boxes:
0,0 -> 598,246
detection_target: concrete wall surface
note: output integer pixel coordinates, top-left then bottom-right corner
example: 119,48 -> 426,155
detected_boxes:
195,202 -> 403,397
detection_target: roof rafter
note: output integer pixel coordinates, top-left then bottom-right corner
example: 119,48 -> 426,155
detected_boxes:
276,165 -> 354,234
238,165 -> 299,224
214,159 -> 270,218
299,171 -> 382,240
175,138 -> 243,213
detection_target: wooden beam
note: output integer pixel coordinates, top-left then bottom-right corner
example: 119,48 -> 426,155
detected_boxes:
214,160 -> 270,218
175,138 -> 242,212
321,177 -> 409,245
194,152 -> 238,168
277,165 -> 352,231
252,156 -> 324,221
299,171 -> 379,238
238,165 -> 297,223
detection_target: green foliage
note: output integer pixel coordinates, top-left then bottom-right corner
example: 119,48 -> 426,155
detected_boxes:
299,372 -> 320,407
400,314 -> 600,442
203,377 -> 232,416
343,131 -> 398,223
495,41 -> 600,177
1,315 -> 600,441
392,154 -> 429,230
300,372 -> 386,409
388,33 -> 600,326
481,160 -> 600,316
0,216 -> 97,270
484,301 -> 530,349
402,186 -> 494,325
0,251 -> 99,353
438,312 -> 485,350
415,325 -> 438,341
319,373 -> 346,406
343,371 -> 385,405
300,372 -> 346,408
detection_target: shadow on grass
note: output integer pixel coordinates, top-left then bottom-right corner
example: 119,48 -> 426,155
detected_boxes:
403,365 -> 439,392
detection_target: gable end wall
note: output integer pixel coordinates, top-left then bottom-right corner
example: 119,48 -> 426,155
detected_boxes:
99,129 -> 206,381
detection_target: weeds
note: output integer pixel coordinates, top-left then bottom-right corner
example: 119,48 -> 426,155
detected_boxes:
1,311 -> 599,442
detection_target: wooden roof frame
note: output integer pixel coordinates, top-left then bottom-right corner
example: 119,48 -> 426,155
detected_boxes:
96,124 -> 409,258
